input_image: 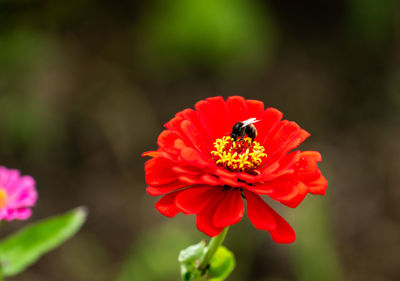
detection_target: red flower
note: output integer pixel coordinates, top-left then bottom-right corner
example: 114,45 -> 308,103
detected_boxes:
143,96 -> 327,243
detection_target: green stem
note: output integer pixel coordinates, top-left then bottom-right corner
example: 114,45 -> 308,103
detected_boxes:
199,227 -> 229,274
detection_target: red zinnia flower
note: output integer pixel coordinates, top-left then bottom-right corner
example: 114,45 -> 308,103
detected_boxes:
143,96 -> 327,243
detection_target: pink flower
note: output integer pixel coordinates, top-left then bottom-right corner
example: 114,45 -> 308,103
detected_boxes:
0,166 -> 37,221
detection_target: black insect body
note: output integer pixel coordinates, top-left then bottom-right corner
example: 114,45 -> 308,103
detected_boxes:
230,118 -> 259,142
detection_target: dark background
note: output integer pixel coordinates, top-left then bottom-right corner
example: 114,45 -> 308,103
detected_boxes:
0,0 -> 399,280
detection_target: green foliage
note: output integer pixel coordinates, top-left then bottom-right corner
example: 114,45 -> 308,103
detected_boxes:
207,246 -> 235,281
180,263 -> 199,281
0,29 -> 44,72
179,240 -> 206,264
179,242 -> 235,281
0,95 -> 63,152
348,0 -> 397,49
142,0 -> 275,71
179,240 -> 206,281
289,197 -> 344,281
0,207 -> 87,277
0,29 -> 63,157
116,224 -> 198,281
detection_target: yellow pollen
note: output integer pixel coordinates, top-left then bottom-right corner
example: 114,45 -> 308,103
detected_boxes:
211,136 -> 267,174
0,189 -> 7,209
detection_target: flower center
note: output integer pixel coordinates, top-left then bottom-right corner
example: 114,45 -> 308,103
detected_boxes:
0,189 -> 7,209
211,136 -> 267,174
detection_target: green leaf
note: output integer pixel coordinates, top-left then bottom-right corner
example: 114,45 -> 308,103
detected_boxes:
180,263 -> 199,281
207,246 -> 235,281
178,236 -> 235,281
178,240 -> 206,264
178,239 -> 235,281
0,207 -> 87,276
178,240 -> 206,281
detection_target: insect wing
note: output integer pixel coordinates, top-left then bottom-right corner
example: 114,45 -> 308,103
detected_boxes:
241,118 -> 259,127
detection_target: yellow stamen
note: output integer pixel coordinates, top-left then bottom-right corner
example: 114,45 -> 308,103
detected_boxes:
211,136 -> 267,174
0,189 -> 8,209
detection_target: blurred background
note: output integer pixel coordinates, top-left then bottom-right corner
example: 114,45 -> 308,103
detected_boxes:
1,0 -> 399,280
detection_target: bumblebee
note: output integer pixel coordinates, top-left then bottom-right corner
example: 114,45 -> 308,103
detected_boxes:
230,118 -> 259,142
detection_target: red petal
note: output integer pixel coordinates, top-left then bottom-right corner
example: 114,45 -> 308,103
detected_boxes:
268,210 -> 296,243
172,166 -> 200,176
196,189 -> 226,236
267,128 -> 310,164
296,151 -> 322,181
268,181 -> 305,202
256,108 -> 283,145
146,181 -> 188,196
215,168 -> 237,179
180,147 -> 213,168
165,115 -> 184,134
276,182 -> 308,208
178,174 -> 202,185
200,174 -> 220,185
308,173 -> 328,195
175,186 -> 216,214
244,183 -> 274,195
276,150 -> 301,170
142,150 -> 162,158
258,151 -> 299,182
265,121 -> 300,155
180,120 -> 209,153
236,172 -> 256,182
244,190 -> 277,231
174,139 -> 186,150
256,162 -> 280,181
227,96 -> 248,124
181,109 -> 212,150
245,190 -> 295,243
295,151 -> 327,195
145,158 -> 178,186
213,189 -> 244,228
157,130 -> 183,155
195,100 -> 220,141
218,176 -> 243,187
214,169 -> 245,187
155,191 -> 182,217
246,99 -> 265,120
206,96 -> 230,138
302,151 -> 322,162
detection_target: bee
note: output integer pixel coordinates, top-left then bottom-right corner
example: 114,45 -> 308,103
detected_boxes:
230,118 -> 259,142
